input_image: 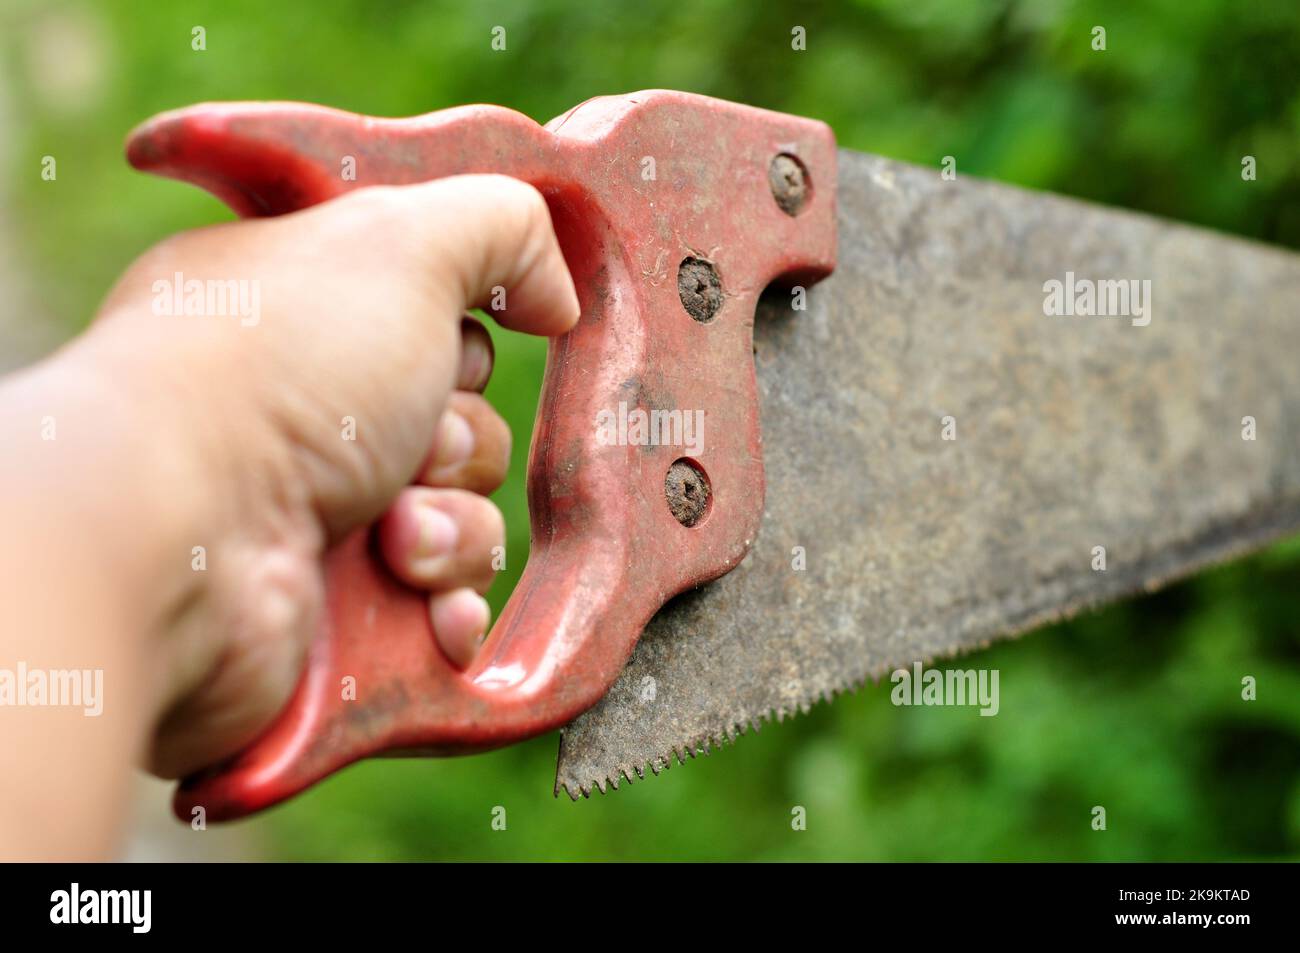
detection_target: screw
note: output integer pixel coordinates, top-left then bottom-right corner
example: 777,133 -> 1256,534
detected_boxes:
665,459 -> 711,527
677,257 -> 723,323
769,153 -> 809,216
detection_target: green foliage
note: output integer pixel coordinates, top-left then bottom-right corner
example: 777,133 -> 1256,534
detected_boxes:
5,0 -> 1298,859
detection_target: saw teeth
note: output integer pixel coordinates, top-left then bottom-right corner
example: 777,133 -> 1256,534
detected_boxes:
555,643 -> 992,799
555,669 -> 876,800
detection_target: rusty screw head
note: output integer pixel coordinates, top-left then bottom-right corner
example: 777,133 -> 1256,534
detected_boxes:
677,257 -> 723,323
768,153 -> 809,216
665,459 -> 711,527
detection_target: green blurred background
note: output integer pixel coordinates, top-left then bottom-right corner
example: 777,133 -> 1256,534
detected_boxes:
2,0 -> 1298,860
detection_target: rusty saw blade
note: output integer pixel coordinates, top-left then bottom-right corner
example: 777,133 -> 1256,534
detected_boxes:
556,147 -> 1300,797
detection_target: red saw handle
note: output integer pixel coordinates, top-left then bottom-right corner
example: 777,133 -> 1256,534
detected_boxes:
126,90 -> 837,821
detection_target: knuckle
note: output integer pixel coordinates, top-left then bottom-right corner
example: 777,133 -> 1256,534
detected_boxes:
133,230 -> 192,274
512,181 -> 552,235
336,184 -> 405,224
474,175 -> 548,235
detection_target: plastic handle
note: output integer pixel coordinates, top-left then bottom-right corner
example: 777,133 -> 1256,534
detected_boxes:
125,90 -> 837,820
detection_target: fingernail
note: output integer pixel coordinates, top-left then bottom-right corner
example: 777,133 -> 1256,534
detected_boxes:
431,590 -> 491,670
432,411 -> 475,472
461,333 -> 493,392
469,594 -> 490,642
416,505 -> 459,560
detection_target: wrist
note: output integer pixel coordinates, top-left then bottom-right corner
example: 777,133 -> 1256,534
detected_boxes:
4,320 -> 318,726
4,337 -> 211,659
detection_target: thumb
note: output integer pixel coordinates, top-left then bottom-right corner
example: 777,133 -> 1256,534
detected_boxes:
357,174 -> 582,337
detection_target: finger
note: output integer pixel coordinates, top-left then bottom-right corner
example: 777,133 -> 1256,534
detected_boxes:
458,315 -> 494,393
148,552 -> 320,778
377,486 -> 503,593
420,392 -> 511,494
430,588 -> 491,669
149,630 -> 307,779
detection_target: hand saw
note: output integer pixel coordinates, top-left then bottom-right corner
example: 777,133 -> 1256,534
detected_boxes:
125,91 -> 1300,819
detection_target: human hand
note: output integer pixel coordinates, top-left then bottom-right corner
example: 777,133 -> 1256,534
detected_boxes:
11,176 -> 578,790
